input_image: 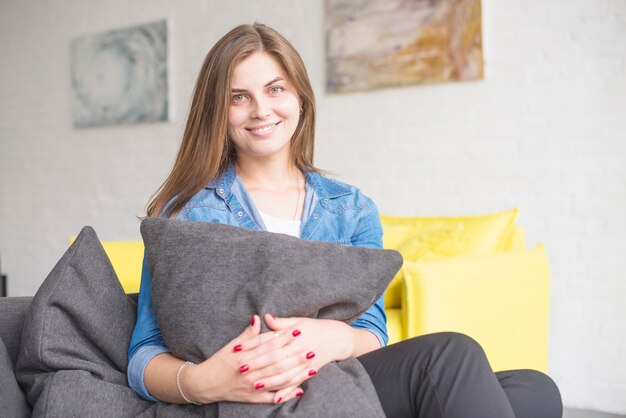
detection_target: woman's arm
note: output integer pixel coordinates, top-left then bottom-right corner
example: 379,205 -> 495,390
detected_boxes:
127,254 -> 171,401
348,196 -> 388,353
145,353 -> 196,404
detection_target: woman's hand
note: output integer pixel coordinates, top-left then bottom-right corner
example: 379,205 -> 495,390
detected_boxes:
180,315 -> 310,405
261,314 -> 356,404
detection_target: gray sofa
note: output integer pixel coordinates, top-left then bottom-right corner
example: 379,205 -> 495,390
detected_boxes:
0,293 -> 139,368
0,294 -> 139,417
0,296 -> 33,374
1,296 -> 35,417
0,297 -> 33,380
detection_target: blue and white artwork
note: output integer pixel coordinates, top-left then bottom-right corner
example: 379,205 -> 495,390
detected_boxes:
71,20 -> 168,127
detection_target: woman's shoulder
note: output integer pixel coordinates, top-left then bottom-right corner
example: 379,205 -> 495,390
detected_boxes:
157,188 -> 226,222
306,171 -> 378,212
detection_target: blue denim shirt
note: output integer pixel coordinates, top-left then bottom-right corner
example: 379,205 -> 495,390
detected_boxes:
127,164 -> 387,401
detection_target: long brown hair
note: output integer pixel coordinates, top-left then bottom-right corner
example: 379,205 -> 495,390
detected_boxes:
147,23 -> 318,218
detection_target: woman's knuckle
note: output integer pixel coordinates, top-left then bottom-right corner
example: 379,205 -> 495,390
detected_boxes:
241,374 -> 255,386
274,375 -> 291,387
271,363 -> 286,374
268,339 -> 281,350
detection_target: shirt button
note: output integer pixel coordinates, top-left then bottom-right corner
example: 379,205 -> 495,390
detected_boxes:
323,198 -> 329,204
218,188 -> 225,194
312,214 -> 319,219
237,211 -> 244,217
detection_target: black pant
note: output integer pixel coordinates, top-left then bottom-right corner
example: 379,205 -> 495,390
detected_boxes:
357,333 -> 563,418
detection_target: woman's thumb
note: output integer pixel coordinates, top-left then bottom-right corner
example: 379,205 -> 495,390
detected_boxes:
264,313 -> 298,330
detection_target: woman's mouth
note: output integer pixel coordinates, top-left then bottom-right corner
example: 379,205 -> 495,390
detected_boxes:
246,121 -> 281,136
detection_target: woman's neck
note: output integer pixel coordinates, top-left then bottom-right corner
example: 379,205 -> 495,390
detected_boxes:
234,156 -> 301,192
233,155 -> 305,221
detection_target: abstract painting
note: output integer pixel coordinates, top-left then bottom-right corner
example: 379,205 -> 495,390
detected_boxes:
325,0 -> 483,93
71,20 -> 168,127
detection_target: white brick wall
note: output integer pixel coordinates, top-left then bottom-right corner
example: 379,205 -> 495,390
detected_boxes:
1,0 -> 625,413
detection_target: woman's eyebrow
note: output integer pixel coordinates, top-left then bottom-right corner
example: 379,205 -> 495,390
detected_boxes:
264,77 -> 284,86
231,77 -> 284,93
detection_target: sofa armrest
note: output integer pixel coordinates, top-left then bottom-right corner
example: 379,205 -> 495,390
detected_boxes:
0,297 -> 33,366
401,245 -> 550,372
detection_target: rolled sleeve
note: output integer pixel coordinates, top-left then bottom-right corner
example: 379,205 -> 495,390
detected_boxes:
127,344 -> 170,402
350,294 -> 388,347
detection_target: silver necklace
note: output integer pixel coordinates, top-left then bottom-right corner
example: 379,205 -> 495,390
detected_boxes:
292,177 -> 302,221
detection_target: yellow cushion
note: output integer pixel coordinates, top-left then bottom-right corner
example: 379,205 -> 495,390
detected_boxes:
502,226 -> 526,251
381,208 -> 519,308
381,208 -> 519,260
100,241 -> 144,294
72,236 -> 144,294
102,241 -> 143,293
400,245 -> 550,372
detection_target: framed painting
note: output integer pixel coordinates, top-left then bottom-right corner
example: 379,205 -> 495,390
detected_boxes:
71,20 -> 168,127
326,0 -> 483,93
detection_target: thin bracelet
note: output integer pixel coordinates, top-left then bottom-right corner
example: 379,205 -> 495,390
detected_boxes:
176,361 -> 201,405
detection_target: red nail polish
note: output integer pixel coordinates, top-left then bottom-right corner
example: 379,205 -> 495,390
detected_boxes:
306,351 -> 315,359
239,364 -> 249,373
292,329 -> 301,337
308,369 -> 317,376
255,382 -> 265,390
250,316 -> 255,327
276,397 -> 282,404
234,344 -> 242,352
296,391 -> 304,397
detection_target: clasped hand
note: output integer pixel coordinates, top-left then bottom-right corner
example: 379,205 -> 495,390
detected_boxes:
182,314 -> 354,405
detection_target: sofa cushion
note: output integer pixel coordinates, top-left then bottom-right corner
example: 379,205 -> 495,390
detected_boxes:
15,226 -> 151,417
400,245 -> 550,372
141,217 -> 401,417
380,208 -> 519,258
0,335 -> 30,417
381,208 -> 519,308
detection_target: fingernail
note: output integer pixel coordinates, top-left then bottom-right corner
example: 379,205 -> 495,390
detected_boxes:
239,364 -> 249,373
268,313 -> 275,320
296,391 -> 304,397
308,369 -> 317,376
255,382 -> 265,390
250,316 -> 255,327
234,344 -> 242,352
292,329 -> 301,337
306,351 -> 315,359
276,397 -> 282,404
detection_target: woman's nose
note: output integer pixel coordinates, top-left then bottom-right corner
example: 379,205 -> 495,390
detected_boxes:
250,97 -> 270,119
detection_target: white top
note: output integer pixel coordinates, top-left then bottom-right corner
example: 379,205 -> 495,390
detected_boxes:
259,211 -> 301,238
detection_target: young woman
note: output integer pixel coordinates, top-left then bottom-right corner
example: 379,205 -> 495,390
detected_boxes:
128,23 -> 562,418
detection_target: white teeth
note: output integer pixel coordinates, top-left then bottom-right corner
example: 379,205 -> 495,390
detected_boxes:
250,123 -> 276,134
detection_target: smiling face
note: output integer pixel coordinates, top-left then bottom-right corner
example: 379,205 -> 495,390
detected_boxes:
227,52 -> 301,164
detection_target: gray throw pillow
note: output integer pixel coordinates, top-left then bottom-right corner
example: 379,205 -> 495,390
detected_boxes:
142,218 -> 402,363
0,335 -> 30,418
141,218 -> 402,418
15,226 -> 151,417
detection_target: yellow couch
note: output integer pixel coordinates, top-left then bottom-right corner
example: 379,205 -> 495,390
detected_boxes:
97,208 -> 550,373
381,209 -> 550,373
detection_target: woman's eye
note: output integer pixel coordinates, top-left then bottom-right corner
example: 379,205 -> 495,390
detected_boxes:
232,94 -> 246,103
269,86 -> 284,95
